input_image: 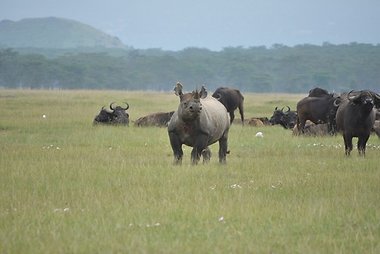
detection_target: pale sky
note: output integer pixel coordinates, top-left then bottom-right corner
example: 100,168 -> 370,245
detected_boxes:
1,0 -> 379,51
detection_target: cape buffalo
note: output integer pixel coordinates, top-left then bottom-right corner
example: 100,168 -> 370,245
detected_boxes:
292,121 -> 329,136
269,106 -> 297,129
93,102 -> 130,125
134,111 -> 174,127
168,83 -> 230,164
308,87 -> 330,97
247,118 -> 265,127
212,87 -> 244,124
336,90 -> 380,156
296,89 -> 339,134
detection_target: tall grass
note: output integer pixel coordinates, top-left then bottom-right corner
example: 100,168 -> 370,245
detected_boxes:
0,89 -> 379,253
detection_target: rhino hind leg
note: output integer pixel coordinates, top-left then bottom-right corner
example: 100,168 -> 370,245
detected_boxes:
218,133 -> 229,164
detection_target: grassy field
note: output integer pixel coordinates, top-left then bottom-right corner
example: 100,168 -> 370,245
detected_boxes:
0,89 -> 379,253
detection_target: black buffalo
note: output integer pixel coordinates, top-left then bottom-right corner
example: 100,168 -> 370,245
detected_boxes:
212,87 -> 244,124
296,88 -> 339,134
308,87 -> 330,97
269,106 -> 298,129
93,102 -> 130,125
168,83 -> 230,164
134,111 -> 175,127
336,90 -> 380,156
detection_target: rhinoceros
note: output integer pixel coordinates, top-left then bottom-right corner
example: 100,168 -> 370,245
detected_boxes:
168,82 -> 230,164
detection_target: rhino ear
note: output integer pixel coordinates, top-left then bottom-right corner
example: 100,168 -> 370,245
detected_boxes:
200,85 -> 208,99
174,82 -> 183,97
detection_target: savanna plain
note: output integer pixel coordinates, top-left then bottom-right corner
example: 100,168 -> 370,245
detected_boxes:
0,89 -> 379,253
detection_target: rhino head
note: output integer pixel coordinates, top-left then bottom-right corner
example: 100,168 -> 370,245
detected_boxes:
174,82 -> 207,122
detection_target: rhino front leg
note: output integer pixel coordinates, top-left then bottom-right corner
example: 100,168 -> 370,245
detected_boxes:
169,131 -> 183,164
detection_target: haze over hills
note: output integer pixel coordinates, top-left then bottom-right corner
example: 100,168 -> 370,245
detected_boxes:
0,17 -> 127,49
0,17 -> 379,93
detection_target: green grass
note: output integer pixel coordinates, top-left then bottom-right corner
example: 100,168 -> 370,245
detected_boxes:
1,89 -> 380,253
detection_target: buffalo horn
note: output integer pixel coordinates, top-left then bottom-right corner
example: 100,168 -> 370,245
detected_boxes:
122,102 -> 130,110
285,106 -> 290,112
347,90 -> 360,101
333,98 -> 340,107
214,93 -> 222,101
110,102 -> 116,110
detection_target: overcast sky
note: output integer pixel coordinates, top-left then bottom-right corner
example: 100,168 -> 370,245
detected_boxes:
1,0 -> 379,51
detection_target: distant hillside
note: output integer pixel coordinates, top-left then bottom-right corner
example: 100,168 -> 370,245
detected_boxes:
0,17 -> 126,49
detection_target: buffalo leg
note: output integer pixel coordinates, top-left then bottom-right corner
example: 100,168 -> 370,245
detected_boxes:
357,134 -> 369,156
191,134 -> 209,165
297,117 -> 306,133
229,111 -> 235,124
218,133 -> 229,164
169,132 -> 183,164
343,133 -> 353,156
238,104 -> 244,125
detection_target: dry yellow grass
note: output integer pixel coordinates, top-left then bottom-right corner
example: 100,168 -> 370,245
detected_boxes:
0,89 -> 379,253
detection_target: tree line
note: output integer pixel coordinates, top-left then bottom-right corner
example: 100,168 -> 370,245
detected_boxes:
1,43 -> 379,93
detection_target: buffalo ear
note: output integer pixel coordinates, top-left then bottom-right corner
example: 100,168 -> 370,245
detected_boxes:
174,82 -> 183,97
200,85 -> 208,99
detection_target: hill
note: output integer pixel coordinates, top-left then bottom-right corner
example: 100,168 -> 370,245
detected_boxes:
0,17 -> 126,49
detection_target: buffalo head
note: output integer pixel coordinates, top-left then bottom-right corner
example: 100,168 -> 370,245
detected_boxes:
93,106 -> 113,124
269,106 -> 297,129
347,90 -> 379,110
110,102 -> 130,125
93,102 -> 130,126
